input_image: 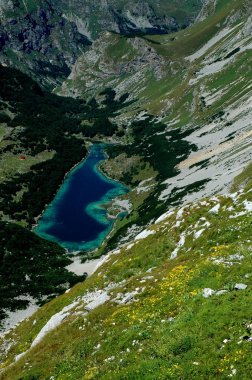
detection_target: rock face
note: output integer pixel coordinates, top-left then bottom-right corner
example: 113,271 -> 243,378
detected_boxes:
195,0 -> 216,23
0,0 -> 91,87
0,0 -> 201,86
60,0 -> 201,38
59,31 -> 166,99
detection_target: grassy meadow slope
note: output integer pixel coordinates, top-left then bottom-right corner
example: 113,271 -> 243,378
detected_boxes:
0,164 -> 251,380
0,0 -> 251,378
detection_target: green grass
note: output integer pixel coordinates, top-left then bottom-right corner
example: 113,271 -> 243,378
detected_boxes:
231,162 -> 252,192
105,35 -> 138,63
0,150 -> 55,183
0,125 -> 6,141
149,0 -> 244,59
0,178 -> 251,379
0,1 -> 252,378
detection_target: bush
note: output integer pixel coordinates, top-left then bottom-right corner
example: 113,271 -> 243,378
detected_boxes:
171,336 -> 192,355
0,113 -> 10,123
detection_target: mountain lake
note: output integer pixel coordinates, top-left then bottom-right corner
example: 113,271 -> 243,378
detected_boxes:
35,144 -> 128,251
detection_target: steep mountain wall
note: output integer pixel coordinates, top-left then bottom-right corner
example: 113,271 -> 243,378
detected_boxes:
60,0 -> 201,38
0,0 -> 90,87
0,0 -> 201,86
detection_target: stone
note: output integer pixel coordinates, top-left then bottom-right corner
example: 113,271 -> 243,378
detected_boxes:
234,283 -> 247,290
246,323 -> 252,331
216,290 -> 228,296
203,288 -> 216,298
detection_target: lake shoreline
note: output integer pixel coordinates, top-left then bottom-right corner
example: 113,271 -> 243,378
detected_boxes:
34,143 -> 129,252
32,145 -> 90,231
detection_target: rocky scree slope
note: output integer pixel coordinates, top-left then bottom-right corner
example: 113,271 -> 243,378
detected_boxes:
59,0 -> 252,250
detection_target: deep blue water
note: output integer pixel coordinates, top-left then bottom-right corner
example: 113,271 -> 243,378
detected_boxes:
35,144 -> 128,251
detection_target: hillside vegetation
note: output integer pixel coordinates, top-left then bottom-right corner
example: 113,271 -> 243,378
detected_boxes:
61,0 -> 252,253
0,65 -> 131,320
0,165 -> 251,379
0,0 -> 201,86
0,0 -> 251,378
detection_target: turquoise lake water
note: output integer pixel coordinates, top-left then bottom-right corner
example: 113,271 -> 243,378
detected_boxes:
35,144 -> 128,251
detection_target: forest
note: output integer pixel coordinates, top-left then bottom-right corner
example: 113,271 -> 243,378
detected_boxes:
0,66 -> 132,224
0,221 -> 86,320
0,65 -> 132,322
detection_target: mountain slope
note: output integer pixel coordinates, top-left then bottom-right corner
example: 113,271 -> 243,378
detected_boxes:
0,64 -> 132,322
0,0 -> 91,87
59,0 -> 252,251
0,0 -> 251,378
0,165 -> 251,379
60,0 -> 201,38
0,65 -> 90,322
0,0 -> 201,86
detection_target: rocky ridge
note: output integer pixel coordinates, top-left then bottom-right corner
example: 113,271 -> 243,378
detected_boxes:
0,0 -> 201,86
0,0 -> 90,86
